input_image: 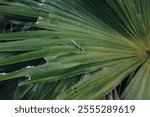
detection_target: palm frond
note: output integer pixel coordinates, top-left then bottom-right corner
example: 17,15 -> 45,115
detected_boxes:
0,0 -> 150,99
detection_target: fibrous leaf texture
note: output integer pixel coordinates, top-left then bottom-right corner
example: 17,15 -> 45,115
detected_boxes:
0,0 -> 150,100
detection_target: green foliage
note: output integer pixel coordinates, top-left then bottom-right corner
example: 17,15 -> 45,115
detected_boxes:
0,0 -> 150,100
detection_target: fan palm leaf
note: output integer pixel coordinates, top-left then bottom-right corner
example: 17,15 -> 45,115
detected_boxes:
0,0 -> 150,99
